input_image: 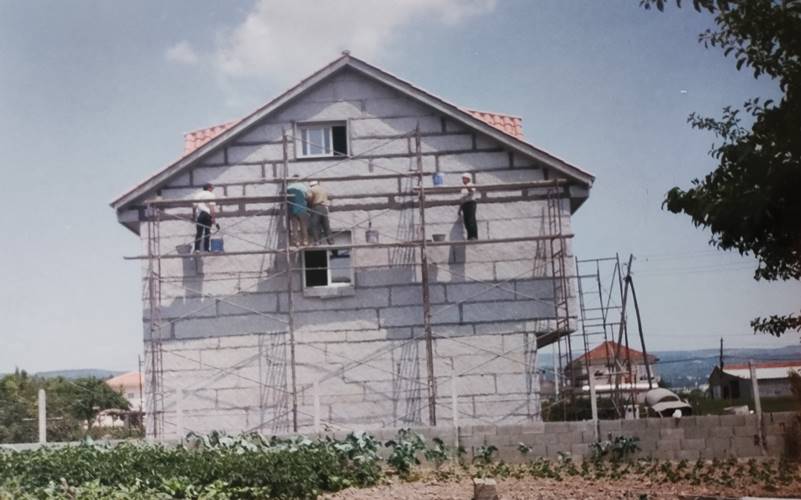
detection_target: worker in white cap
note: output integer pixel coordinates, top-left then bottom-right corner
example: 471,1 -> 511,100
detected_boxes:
308,180 -> 333,245
458,173 -> 478,240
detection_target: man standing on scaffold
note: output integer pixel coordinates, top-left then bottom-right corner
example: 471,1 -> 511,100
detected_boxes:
192,183 -> 217,252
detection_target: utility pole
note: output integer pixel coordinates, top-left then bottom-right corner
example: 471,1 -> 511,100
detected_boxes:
719,338 -> 724,370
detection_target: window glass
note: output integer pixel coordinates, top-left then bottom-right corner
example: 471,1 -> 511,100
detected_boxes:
303,231 -> 353,288
299,123 -> 347,157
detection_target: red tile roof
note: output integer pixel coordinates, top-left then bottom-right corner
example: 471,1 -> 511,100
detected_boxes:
183,121 -> 237,155
465,109 -> 524,139
105,371 -> 143,391
573,340 -> 657,366
724,360 -> 801,370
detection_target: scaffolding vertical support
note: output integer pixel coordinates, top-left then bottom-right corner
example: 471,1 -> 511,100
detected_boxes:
282,131 -> 299,432
547,182 -> 573,406
146,203 -> 164,439
416,124 -> 437,427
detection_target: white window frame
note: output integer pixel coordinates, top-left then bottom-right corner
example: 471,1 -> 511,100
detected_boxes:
301,231 -> 355,297
299,125 -> 333,158
297,121 -> 348,159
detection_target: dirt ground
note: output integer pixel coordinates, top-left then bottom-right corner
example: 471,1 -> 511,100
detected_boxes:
323,475 -> 801,499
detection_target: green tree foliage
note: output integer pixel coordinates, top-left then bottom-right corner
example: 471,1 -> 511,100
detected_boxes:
63,377 -> 129,431
0,372 -> 130,443
642,0 -> 801,336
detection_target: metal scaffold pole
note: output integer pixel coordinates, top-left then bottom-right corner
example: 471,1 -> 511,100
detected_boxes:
146,203 -> 164,439
282,131 -> 299,432
416,124 -> 437,427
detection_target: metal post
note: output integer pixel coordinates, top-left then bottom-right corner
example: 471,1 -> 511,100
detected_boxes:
451,366 -> 459,460
37,389 -> 46,444
451,366 -> 459,430
313,380 -> 321,433
416,124 -> 437,426
628,273 -> 653,389
282,131 -> 299,432
614,254 -> 633,416
175,389 -> 184,442
588,371 -> 598,441
749,360 -> 766,453
553,343 -> 560,399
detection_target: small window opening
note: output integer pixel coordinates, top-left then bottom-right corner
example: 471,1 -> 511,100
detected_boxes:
299,123 -> 348,158
303,231 -> 352,288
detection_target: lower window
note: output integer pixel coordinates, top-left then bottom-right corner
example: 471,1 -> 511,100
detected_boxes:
303,231 -> 352,288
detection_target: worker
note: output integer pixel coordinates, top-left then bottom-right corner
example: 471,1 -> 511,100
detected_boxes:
458,173 -> 478,240
286,175 -> 310,246
308,180 -> 333,245
192,183 -> 217,252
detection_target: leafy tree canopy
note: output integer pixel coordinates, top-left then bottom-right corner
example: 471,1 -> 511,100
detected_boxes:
642,0 -> 801,336
0,372 -> 130,443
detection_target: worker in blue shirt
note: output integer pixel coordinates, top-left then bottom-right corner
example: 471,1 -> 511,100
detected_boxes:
286,175 -> 310,246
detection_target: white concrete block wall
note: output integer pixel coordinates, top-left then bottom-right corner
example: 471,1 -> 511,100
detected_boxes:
139,67 -> 581,436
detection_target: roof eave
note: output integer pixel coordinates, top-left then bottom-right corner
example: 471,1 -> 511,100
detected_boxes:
111,53 -> 595,214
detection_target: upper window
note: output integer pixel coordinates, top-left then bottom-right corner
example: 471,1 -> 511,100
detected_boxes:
299,123 -> 348,158
303,231 -> 353,290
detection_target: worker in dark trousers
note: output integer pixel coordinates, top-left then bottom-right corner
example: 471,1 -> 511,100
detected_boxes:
308,180 -> 333,245
458,173 -> 478,240
192,183 -> 217,252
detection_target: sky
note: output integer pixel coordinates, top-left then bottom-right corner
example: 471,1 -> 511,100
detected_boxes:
0,0 -> 798,374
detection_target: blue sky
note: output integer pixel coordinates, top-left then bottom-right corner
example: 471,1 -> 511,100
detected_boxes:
1,0 -> 797,373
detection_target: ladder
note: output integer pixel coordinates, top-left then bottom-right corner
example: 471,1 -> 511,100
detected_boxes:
546,184 -> 573,392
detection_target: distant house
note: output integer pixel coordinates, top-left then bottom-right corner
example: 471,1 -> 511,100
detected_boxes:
565,340 -> 659,397
708,361 -> 801,400
95,371 -> 143,428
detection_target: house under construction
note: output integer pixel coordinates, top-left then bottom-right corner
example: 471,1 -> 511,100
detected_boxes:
111,53 -> 594,439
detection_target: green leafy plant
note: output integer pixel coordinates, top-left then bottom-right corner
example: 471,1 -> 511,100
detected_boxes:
423,437 -> 450,470
590,434 -> 641,462
384,428 -> 426,479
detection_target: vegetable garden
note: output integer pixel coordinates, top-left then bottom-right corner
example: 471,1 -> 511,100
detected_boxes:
1,430 -> 800,499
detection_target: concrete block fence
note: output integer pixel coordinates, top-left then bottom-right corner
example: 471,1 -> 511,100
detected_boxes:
321,411 -> 797,463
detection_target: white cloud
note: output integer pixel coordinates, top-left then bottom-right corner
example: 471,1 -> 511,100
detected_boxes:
165,41 -> 199,65
212,0 -> 496,82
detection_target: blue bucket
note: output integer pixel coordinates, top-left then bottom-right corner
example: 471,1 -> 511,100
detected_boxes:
432,172 -> 445,186
210,238 -> 224,253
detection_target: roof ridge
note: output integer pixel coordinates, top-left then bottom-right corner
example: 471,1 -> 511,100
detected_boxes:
111,53 -> 593,211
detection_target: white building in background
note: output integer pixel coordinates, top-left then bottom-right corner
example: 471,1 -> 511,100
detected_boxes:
95,371 -> 143,428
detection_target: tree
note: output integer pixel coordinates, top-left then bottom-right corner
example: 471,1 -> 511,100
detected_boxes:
0,373 -> 130,443
64,377 -> 129,432
643,0 -> 801,336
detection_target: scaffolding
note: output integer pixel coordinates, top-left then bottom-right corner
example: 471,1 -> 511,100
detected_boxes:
569,255 -> 653,418
127,127 -> 579,439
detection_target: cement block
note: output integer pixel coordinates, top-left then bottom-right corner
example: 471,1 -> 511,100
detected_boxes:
462,300 -> 553,323
350,116 -> 441,137
434,335 -> 503,358
227,143 -> 285,163
194,164 -> 263,184
419,134 -> 473,153
218,293 -> 279,316
295,308 -> 378,332
350,137 -> 410,156
215,387 -> 261,409
445,282 -> 517,303
274,100 -> 364,123
378,304 -> 459,327
437,151 -> 510,172
389,284 -> 446,306
236,123 -> 286,143
363,96 -> 429,118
